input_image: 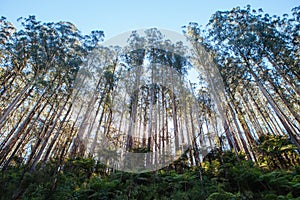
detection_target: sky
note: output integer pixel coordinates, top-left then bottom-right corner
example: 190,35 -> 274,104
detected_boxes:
1,0 -> 299,42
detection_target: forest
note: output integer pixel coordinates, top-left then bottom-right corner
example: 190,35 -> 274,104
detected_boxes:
0,5 -> 300,200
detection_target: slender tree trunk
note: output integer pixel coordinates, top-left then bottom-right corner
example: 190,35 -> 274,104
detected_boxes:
30,97 -> 69,171
41,96 -> 72,166
0,83 -> 34,129
243,58 -> 300,149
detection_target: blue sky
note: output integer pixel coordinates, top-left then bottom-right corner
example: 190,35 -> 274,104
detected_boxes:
1,0 -> 298,41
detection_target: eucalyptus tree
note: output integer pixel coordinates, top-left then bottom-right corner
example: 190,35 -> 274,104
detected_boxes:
0,16 -> 101,171
192,5 -> 300,153
79,28 -> 218,172
183,23 -> 242,160
0,16 -> 16,97
123,31 -> 146,151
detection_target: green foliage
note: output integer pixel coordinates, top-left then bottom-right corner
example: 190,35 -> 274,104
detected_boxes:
206,191 -> 240,200
1,135 -> 300,199
255,135 -> 300,170
1,153 -> 300,199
